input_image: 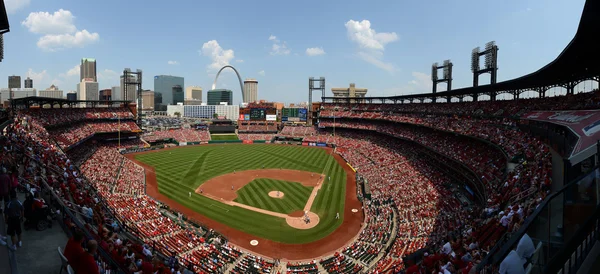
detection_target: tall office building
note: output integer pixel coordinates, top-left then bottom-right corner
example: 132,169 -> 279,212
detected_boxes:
207,89 -> 233,105
8,75 -> 20,89
77,80 -> 99,101
243,78 -> 258,103
80,58 -> 97,82
153,75 -> 184,110
141,91 -> 155,111
39,85 -> 63,99
172,85 -> 184,105
111,86 -> 121,101
120,75 -> 137,103
153,92 -> 163,110
24,77 -> 33,88
186,86 -> 202,101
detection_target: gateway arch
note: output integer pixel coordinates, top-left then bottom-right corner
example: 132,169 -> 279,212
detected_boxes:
212,65 -> 245,103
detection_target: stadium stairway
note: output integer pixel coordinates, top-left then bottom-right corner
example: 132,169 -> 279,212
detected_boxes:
576,240 -> 600,274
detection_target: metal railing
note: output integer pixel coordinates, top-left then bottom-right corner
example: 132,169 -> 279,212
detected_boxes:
477,166 -> 599,273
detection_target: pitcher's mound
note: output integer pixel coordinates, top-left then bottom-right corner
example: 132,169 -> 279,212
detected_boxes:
286,211 -> 319,229
268,191 -> 284,199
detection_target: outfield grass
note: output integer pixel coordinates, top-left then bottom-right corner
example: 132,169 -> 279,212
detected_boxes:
234,178 -> 313,214
210,134 -> 239,140
135,144 -> 346,244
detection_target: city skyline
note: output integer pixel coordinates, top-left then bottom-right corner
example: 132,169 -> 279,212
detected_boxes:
0,0 -> 593,105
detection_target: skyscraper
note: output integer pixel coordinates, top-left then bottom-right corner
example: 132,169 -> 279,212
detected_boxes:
8,75 -> 20,89
77,80 -> 99,101
80,58 -> 97,82
24,77 -> 33,88
111,86 -> 121,101
186,86 -> 202,101
207,89 -> 233,105
243,78 -> 258,103
153,75 -> 184,110
172,85 -> 184,105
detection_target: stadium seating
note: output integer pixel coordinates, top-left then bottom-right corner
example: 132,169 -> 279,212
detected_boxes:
2,90 -> 597,274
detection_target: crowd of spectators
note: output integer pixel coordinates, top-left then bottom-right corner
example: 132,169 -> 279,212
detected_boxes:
142,128 -> 210,143
2,90 -> 595,273
0,109 -> 248,273
237,134 -> 276,141
238,122 -> 279,133
279,125 -> 318,137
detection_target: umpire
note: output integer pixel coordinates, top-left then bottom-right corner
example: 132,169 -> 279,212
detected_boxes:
4,191 -> 23,251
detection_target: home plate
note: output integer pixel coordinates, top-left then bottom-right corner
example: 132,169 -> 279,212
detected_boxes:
351,209 -> 358,213
250,240 -> 259,246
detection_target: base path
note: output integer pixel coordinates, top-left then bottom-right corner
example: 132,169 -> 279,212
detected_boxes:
205,173 -> 325,230
196,169 -> 323,201
126,145 -> 364,260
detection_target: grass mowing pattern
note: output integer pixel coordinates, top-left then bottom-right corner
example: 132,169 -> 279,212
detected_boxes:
234,179 -> 313,214
210,134 -> 239,140
135,144 -> 346,244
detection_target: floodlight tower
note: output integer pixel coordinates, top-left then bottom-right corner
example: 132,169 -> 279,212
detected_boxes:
308,77 -> 325,126
123,68 -> 143,129
431,60 -> 453,93
471,41 -> 499,88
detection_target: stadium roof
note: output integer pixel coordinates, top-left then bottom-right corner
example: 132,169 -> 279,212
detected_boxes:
323,0 -> 600,101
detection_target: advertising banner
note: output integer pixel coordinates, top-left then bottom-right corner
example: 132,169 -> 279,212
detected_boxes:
302,142 -> 309,146
242,140 -> 253,144
317,143 -> 327,147
266,114 -> 277,121
244,114 -> 250,121
239,114 -> 245,120
523,110 -> 600,159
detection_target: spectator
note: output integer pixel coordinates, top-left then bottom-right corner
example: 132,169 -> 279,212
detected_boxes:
63,229 -> 85,263
0,167 -> 11,207
73,240 -> 99,274
4,191 -> 23,250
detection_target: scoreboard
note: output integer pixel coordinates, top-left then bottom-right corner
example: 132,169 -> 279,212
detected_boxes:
282,108 -> 307,122
250,108 -> 266,120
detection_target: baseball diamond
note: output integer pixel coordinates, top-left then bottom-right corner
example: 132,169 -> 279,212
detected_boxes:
128,144 -> 363,258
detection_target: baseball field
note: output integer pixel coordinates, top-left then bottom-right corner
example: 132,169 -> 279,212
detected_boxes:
132,144 -> 349,245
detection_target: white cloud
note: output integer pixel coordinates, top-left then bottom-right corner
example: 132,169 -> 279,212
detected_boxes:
98,69 -> 118,80
59,64 -> 79,78
345,20 -> 398,51
22,9 -> 77,34
258,70 -> 265,76
378,72 -> 432,96
22,9 -> 99,51
27,68 -> 48,85
167,60 -> 179,65
5,0 -> 31,14
200,40 -> 235,72
236,59 -> 244,63
269,35 -> 290,55
306,47 -> 326,56
37,30 -> 99,52
345,19 -> 398,72
357,51 -> 394,72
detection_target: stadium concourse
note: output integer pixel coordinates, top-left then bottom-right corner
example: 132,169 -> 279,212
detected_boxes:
0,89 -> 597,273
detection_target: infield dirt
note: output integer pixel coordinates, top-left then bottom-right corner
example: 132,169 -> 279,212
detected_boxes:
126,145 -> 364,260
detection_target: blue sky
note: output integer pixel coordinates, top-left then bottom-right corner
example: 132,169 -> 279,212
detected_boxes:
0,0 -> 590,104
